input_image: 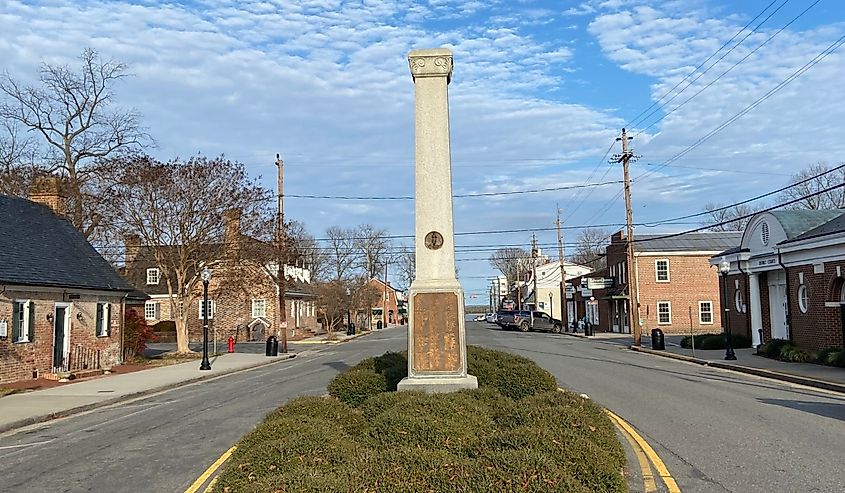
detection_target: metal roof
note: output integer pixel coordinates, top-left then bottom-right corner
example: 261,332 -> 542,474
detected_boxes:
0,195 -> 132,292
633,231 -> 742,253
780,211 -> 845,244
768,210 -> 844,240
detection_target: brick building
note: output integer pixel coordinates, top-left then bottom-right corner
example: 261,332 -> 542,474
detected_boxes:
0,179 -> 133,384
122,213 -> 318,344
712,210 -> 845,351
363,278 -> 406,327
603,231 -> 742,335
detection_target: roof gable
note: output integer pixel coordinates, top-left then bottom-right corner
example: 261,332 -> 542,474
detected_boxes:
0,195 -> 132,292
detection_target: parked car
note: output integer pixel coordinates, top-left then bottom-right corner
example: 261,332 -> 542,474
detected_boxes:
485,313 -> 496,323
496,310 -> 515,329
473,314 -> 486,322
514,311 -> 564,333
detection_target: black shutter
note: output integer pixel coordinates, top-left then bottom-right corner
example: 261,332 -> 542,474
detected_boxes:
96,303 -> 104,336
106,303 -> 112,337
12,302 -> 21,341
27,301 -> 35,342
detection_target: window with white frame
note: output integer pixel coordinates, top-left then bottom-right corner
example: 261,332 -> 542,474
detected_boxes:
198,300 -> 215,320
798,285 -> 809,313
146,268 -> 160,285
96,302 -> 111,337
657,301 -> 672,325
144,301 -> 159,320
12,300 -> 35,343
655,259 -> 670,282
699,301 -> 713,324
252,299 -> 266,318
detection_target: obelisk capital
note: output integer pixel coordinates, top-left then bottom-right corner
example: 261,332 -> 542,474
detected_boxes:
408,48 -> 453,83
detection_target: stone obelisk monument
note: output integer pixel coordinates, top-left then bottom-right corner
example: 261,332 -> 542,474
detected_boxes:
397,48 -> 478,393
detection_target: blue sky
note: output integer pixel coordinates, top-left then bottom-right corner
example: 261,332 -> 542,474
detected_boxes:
2,0 -> 844,301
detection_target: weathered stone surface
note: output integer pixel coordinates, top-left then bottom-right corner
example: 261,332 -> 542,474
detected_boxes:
399,47 -> 476,392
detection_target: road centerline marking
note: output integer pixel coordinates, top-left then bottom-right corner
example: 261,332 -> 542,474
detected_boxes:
184,445 -> 236,493
605,409 -> 682,493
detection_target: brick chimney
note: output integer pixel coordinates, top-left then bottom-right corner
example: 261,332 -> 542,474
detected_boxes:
125,234 -> 141,265
223,208 -> 242,251
29,176 -> 68,217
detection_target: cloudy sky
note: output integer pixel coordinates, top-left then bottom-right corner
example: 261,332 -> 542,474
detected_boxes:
2,0 -> 844,300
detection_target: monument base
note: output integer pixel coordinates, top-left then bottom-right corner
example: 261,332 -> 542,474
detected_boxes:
397,374 -> 478,393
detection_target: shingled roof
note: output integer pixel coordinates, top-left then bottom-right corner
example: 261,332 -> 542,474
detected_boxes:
779,211 -> 845,244
0,195 -> 132,292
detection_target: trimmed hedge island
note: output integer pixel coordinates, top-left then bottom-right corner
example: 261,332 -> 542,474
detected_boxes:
213,346 -> 627,492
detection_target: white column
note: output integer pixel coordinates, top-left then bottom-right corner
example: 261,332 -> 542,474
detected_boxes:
399,48 -> 476,393
749,273 -> 763,346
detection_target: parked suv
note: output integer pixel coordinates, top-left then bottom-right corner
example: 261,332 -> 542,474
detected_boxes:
515,311 -> 563,333
495,310 -> 516,329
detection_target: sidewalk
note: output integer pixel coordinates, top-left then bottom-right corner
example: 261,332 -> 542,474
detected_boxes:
0,352 -> 294,434
633,336 -> 845,394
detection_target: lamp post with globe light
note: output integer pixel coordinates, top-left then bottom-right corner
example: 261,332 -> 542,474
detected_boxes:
200,267 -> 212,371
548,292 -> 553,318
719,260 -> 737,361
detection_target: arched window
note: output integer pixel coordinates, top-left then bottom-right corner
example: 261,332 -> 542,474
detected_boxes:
761,222 -> 770,246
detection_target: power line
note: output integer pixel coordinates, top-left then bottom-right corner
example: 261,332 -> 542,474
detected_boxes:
639,30 -> 845,181
286,180 -> 623,200
635,0 -> 821,137
625,0 -> 782,129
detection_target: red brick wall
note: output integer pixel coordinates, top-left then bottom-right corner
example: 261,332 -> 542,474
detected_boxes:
636,255 -> 723,335
759,272 -> 771,342
1,291 -> 123,384
787,262 -> 845,351
720,273 -> 752,340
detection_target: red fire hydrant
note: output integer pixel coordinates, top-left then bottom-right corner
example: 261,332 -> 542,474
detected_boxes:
227,336 -> 236,353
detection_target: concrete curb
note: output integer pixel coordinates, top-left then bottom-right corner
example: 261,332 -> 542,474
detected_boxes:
629,346 -> 845,395
296,329 -> 376,345
0,354 -> 296,435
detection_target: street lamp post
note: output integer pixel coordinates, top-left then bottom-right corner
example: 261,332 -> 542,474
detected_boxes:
720,260 -> 737,361
200,267 -> 212,371
548,292 -> 553,318
346,287 -> 352,336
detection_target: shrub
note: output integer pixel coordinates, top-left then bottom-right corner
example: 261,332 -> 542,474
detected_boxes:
328,346 -> 558,406
680,333 -> 751,350
815,347 -> 843,365
778,344 -> 812,363
760,338 -> 791,358
214,389 -> 626,493
467,345 -> 558,400
123,310 -> 156,359
830,349 -> 845,368
152,320 -> 176,332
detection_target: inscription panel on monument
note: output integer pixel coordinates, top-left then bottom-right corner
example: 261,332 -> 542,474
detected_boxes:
412,292 -> 461,373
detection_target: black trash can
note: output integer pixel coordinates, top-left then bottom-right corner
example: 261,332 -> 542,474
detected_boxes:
651,328 -> 665,350
266,335 -> 279,356
376,320 -> 383,330
584,321 -> 593,337
347,322 -> 356,336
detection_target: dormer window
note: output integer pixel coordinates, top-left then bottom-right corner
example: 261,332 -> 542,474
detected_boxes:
146,268 -> 160,285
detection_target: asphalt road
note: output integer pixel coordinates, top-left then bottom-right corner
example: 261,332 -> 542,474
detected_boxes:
3,323 -> 843,493
466,321 -> 845,493
0,328 -> 406,493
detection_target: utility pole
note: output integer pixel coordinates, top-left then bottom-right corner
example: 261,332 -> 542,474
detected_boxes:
275,154 -> 288,353
556,206 -> 568,328
516,261 -> 522,310
531,232 -> 539,311
611,128 -> 641,345
383,261 -> 389,327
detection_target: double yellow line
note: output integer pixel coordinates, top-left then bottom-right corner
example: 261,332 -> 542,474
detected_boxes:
605,409 -> 681,493
184,446 -> 237,493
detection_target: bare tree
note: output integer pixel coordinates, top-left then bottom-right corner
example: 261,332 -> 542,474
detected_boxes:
488,247 -> 531,287
285,219 -> 328,282
701,202 -> 764,231
314,281 -> 348,333
570,228 -> 609,270
395,245 -> 416,290
778,163 -> 845,210
355,224 -> 391,279
0,48 -> 150,237
102,155 -> 270,353
325,226 -> 358,281
0,121 -> 39,196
